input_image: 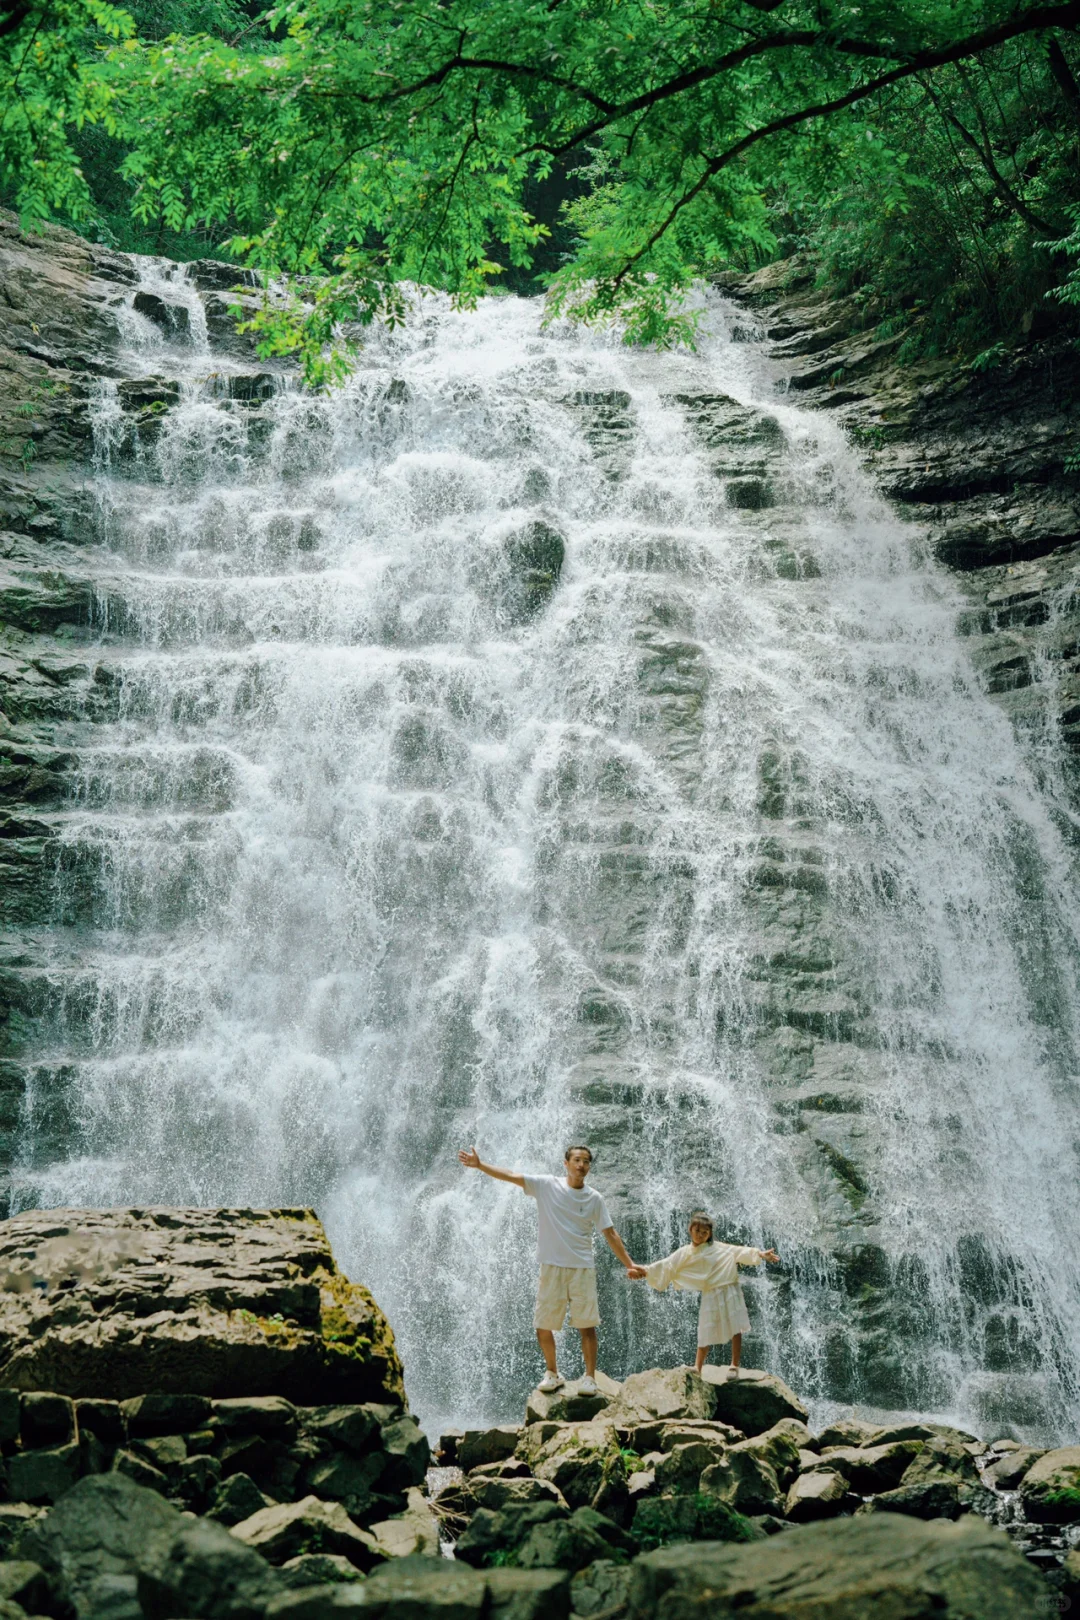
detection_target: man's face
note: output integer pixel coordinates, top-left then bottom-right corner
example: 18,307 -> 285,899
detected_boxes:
565,1150 -> 591,1184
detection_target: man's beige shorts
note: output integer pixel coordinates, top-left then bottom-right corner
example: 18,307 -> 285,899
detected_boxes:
534,1263 -> 600,1331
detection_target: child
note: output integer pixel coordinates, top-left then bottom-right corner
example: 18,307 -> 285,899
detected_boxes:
628,1210 -> 779,1372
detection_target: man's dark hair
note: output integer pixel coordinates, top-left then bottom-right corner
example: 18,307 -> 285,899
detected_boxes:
564,1145 -> 593,1163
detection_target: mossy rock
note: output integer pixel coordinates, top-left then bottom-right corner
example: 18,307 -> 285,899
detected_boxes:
0,1207 -> 405,1406
631,1492 -> 762,1550
1019,1447 -> 1080,1524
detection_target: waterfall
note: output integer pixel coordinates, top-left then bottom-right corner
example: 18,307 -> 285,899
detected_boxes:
13,264 -> 1080,1442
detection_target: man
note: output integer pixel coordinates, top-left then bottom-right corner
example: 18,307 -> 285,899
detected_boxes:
458,1143 -> 639,1395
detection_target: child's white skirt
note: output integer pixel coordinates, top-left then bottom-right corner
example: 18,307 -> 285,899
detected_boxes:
698,1283 -> 750,1347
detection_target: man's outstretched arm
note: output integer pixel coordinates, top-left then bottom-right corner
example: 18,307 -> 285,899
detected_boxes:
458,1146 -> 526,1189
602,1226 -> 638,1270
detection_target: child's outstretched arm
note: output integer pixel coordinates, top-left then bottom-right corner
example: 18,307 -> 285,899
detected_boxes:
457,1146 -> 526,1189
633,1249 -> 685,1291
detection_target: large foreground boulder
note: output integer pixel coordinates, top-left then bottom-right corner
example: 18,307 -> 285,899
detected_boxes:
626,1512 -> 1043,1618
0,1207 -> 403,1405
15,1472 -> 284,1619
266,1556 -> 571,1620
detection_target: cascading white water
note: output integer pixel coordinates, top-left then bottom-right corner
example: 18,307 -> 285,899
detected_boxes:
15,264 -> 1080,1440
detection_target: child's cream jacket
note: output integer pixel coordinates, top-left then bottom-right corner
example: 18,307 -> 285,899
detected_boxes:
644,1240 -> 763,1294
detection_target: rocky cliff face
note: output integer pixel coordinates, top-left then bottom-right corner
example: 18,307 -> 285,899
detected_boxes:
1,214 -> 1078,1434
722,258 -> 1080,799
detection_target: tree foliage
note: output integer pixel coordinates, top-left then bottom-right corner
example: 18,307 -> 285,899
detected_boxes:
2,0 -> 1079,371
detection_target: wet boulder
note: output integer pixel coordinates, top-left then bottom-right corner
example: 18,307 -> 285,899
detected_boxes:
700,1448 -> 785,1518
515,1507 -> 634,1573
625,1418 -> 743,1457
454,1500 -> 566,1568
435,1429 -> 463,1465
734,1422 -> 807,1491
278,1553 -> 363,1588
626,1512 -> 1043,1618
214,1397 -> 297,1441
457,1425 -> 520,1472
524,1421 -> 627,1511
0,1511 -> 41,1560
366,1487 -> 440,1560
495,521 -> 565,625
815,1419 -> 882,1449
300,1406 -> 381,1456
1064,1546 -> 1080,1605
264,1586 -> 367,1620
652,1438 -> 728,1495
6,1441 -> 80,1504
75,1400 -> 124,1445
20,1392 -> 75,1447
229,1497 -> 382,1571
187,259 -> 259,293
485,1565 -> 570,1619
631,1493 -> 761,1549
281,1555 -> 487,1618
14,1472 -> 283,1620
139,1515 -> 285,1620
890,1435 -> 982,1511
981,1444 -> 1043,1490
819,1439 -> 925,1494
872,1422 -> 980,1450
1018,1446 -> 1080,1524
372,1414 -> 429,1493
570,1559 -> 630,1619
0,1560 -> 52,1612
124,1393 -> 212,1437
132,292 -> 191,340
784,1468 -> 849,1522
702,1367 -> 808,1438
466,1475 -> 566,1513
859,1479 -> 963,1521
607,1369 -> 716,1429
207,1473 -> 272,1527
0,1395 -> 19,1446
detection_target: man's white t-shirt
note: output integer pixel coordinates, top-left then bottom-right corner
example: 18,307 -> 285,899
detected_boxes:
523,1174 -> 612,1269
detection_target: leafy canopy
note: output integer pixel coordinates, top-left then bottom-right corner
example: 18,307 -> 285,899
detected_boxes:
3,0 -> 1079,373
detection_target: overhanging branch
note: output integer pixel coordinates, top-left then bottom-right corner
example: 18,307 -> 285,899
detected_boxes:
609,0 -> 1080,285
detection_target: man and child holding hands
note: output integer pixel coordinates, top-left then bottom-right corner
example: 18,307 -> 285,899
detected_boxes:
458,1142 -> 779,1393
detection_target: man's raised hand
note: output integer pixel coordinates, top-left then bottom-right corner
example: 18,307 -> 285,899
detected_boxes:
762,1249 -> 780,1263
458,1146 -> 481,1170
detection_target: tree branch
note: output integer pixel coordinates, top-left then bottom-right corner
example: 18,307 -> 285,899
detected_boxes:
0,0 -> 35,40
923,73 -> 1053,233
533,0 -> 1080,160
1048,33 -> 1080,124
608,0 -> 1080,286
